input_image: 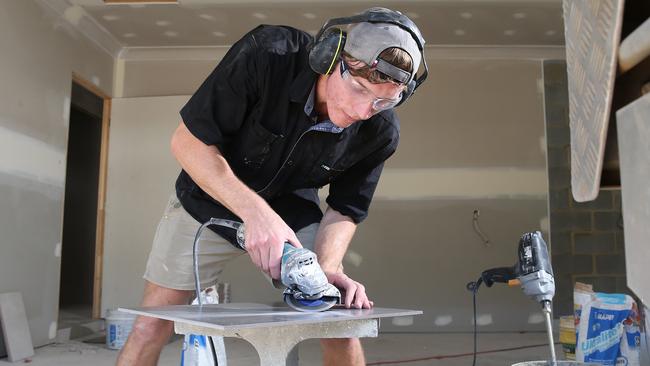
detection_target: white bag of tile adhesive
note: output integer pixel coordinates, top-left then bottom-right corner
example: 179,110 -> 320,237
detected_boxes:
575,291 -> 640,365
180,287 -> 227,366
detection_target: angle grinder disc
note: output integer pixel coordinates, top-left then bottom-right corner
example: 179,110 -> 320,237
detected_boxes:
284,294 -> 338,312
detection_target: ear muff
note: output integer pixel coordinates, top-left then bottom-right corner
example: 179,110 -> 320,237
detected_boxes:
308,28 -> 346,75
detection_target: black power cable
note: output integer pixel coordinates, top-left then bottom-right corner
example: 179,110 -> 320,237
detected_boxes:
192,220 -> 219,365
466,277 -> 484,366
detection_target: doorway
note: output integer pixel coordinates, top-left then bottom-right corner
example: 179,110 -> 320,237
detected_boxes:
59,75 -> 110,324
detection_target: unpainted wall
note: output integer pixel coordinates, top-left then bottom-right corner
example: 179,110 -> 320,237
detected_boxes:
117,57 -> 225,98
102,96 -> 185,316
103,50 -> 549,332
0,0 -> 113,347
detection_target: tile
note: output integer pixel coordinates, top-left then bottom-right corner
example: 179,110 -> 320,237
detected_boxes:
120,303 -> 422,331
617,94 -> 650,302
0,292 -> 34,362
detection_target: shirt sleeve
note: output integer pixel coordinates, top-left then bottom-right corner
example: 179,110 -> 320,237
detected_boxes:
326,141 -> 397,223
180,27 -> 263,148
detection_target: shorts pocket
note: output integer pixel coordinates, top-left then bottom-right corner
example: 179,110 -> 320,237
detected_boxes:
162,194 -> 183,218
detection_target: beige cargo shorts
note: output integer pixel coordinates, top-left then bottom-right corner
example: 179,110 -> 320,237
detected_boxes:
143,194 -> 319,290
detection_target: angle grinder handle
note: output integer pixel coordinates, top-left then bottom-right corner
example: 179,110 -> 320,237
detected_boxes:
281,242 -> 296,263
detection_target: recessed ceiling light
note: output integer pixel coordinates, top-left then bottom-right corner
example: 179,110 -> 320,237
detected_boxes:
504,29 -> 516,36
545,30 -> 557,36
102,14 -> 120,21
454,29 -> 466,36
212,31 -> 225,37
199,13 -> 215,21
513,12 -> 527,19
63,6 -> 84,26
122,33 -> 136,38
460,12 -> 473,19
155,20 -> 170,26
302,12 -> 316,19
163,30 -> 178,37
252,12 -> 267,20
405,12 -> 419,19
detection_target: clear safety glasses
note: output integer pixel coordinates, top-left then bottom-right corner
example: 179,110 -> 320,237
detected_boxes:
339,60 -> 403,111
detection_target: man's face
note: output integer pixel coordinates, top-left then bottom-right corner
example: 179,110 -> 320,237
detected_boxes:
326,60 -> 405,128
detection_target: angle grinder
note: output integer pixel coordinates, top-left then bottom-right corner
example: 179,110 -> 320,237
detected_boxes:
192,218 -> 341,312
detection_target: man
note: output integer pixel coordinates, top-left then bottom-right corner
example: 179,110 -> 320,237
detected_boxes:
117,7 -> 424,366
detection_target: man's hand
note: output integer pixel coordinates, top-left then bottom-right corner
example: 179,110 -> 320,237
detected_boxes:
326,272 -> 373,309
242,205 -> 302,280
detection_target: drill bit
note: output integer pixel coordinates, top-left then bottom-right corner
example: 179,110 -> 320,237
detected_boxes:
542,300 -> 557,366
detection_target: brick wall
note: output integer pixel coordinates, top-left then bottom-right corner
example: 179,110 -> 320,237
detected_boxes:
543,61 -> 628,316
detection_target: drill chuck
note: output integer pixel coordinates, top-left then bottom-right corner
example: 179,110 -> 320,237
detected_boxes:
519,269 -> 555,303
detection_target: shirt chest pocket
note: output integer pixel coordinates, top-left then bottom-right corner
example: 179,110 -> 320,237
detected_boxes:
238,119 -> 283,171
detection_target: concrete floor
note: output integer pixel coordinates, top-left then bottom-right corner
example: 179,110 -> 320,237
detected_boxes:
1,332 -> 564,365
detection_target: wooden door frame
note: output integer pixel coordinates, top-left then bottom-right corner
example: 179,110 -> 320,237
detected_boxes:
71,72 -> 111,319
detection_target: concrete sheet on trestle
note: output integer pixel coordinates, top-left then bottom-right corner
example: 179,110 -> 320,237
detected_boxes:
119,303 -> 422,330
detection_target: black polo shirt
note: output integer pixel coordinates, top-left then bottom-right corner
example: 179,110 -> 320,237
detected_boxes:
176,25 -> 400,246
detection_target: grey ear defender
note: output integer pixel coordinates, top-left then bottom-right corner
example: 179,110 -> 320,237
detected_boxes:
308,28 -> 346,75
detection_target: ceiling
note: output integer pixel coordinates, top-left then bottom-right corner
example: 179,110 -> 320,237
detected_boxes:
64,0 -> 565,48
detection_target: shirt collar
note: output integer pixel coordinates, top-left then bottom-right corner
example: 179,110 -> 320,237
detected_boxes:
304,84 -> 344,134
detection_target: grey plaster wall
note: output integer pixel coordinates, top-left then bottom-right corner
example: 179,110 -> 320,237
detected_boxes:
105,52 -> 550,332
0,0 -> 113,347
120,59 -> 223,97
101,96 -> 185,317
